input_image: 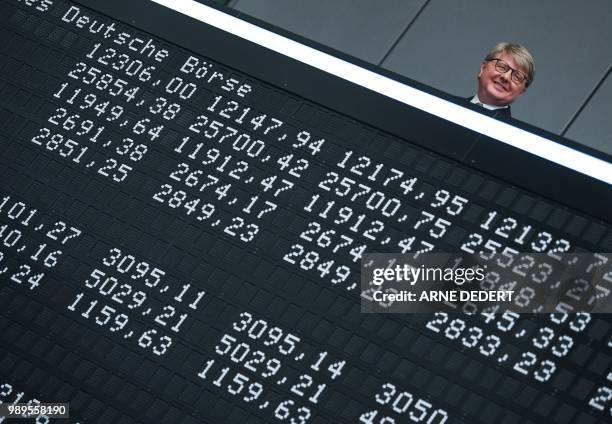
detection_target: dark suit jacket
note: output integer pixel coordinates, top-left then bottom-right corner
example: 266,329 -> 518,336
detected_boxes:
452,95 -> 512,118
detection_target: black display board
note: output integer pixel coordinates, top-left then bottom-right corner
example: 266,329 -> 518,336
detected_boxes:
0,0 -> 611,423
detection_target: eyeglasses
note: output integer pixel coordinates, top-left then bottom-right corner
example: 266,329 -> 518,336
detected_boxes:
487,58 -> 528,85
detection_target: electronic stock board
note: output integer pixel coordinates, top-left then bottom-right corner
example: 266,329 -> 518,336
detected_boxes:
1,0 -> 611,423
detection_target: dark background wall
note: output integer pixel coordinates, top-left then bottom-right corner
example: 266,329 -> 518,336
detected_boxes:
215,0 -> 611,157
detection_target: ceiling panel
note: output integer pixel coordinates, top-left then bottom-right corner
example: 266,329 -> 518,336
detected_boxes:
233,0 -> 427,64
565,70 -> 612,156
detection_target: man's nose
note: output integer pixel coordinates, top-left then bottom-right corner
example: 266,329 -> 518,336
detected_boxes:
498,70 -> 510,81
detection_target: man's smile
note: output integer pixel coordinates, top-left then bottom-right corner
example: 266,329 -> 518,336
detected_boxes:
493,80 -> 509,92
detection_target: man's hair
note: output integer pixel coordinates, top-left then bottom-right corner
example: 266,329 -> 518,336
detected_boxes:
485,42 -> 535,87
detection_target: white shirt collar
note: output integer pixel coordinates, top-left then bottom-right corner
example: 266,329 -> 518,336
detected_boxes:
470,95 -> 508,111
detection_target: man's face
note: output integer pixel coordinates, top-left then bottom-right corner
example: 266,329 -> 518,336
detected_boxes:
478,52 -> 527,106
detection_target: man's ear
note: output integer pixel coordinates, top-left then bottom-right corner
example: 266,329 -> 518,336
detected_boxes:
478,62 -> 485,78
